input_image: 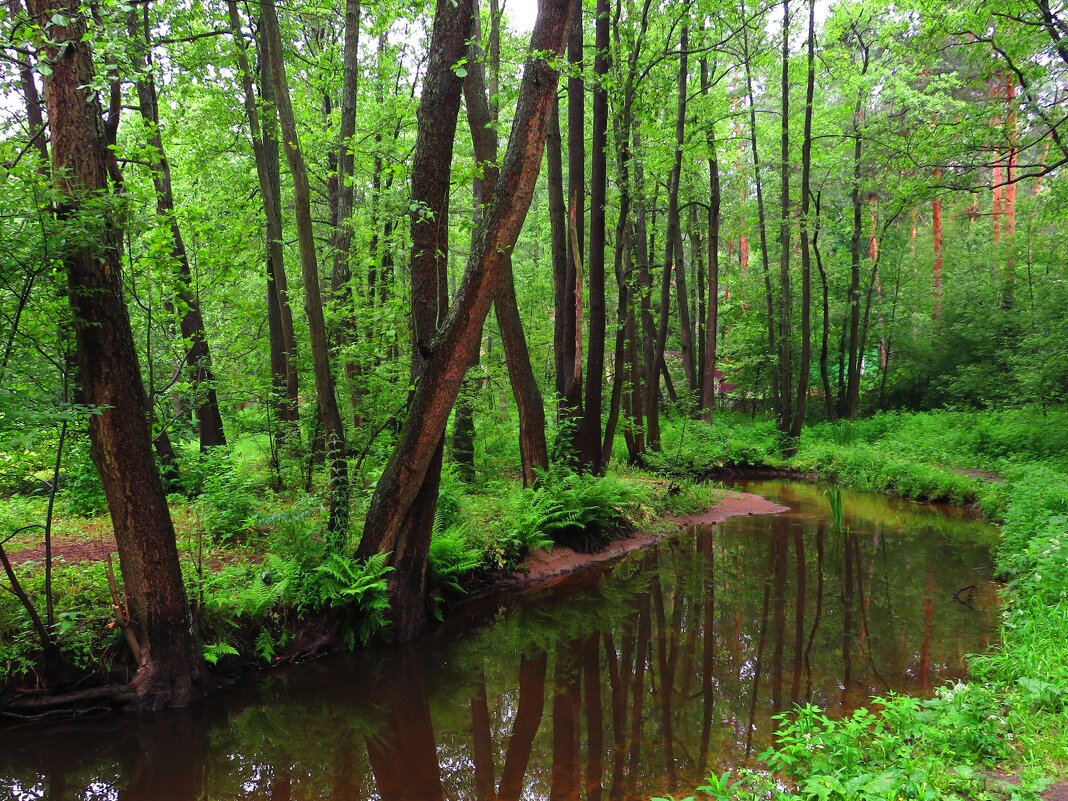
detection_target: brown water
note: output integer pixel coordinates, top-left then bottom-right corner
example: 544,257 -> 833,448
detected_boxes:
0,480 -> 999,801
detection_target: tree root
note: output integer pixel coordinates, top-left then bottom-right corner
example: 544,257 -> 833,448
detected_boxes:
1,683 -> 138,720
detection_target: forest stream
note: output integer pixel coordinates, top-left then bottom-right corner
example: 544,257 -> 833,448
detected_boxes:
0,481 -> 999,801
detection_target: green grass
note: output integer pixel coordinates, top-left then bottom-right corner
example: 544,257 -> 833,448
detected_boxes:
660,407 -> 1068,800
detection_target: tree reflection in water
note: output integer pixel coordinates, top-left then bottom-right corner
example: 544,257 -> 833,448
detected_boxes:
0,480 -> 997,801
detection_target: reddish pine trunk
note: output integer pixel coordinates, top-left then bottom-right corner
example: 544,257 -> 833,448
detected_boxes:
933,170 -> 943,321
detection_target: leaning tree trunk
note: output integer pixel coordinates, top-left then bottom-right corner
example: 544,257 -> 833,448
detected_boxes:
357,0 -> 576,641
355,0 -> 471,639
28,0 -> 198,707
261,2 -> 349,534
130,7 -> 226,451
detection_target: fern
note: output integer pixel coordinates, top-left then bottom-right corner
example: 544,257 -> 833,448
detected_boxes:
254,629 -> 276,662
202,642 -> 239,665
428,521 -> 485,594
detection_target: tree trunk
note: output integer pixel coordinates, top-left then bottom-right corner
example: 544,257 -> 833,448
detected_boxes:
812,193 -> 837,422
844,42 -> 870,420
561,0 -> 586,459
227,2 -> 299,432
356,0 -> 575,640
845,104 -> 864,420
130,7 -> 226,451
580,0 -> 610,472
330,0 -> 363,419
741,0 -> 780,421
261,1 -> 349,534
789,0 -> 816,440
933,173 -> 943,321
464,10 -> 550,486
549,99 -> 582,446
633,134 -> 659,452
700,55 -> 720,424
29,0 -> 198,707
777,0 -> 793,434
8,0 -> 49,167
668,25 -> 697,398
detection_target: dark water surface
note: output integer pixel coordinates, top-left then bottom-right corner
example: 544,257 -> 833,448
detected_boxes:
0,480 -> 999,801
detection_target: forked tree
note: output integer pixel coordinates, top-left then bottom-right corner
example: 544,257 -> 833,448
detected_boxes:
357,0 -> 578,640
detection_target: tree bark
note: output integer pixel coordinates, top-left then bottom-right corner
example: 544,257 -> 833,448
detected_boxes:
844,39 -> 870,419
580,0 -> 610,471
700,55 -> 720,424
356,0 -> 575,640
933,173 -> 943,321
668,25 -> 697,398
261,1 -> 350,534
777,0 -> 793,434
812,193 -> 836,421
226,2 -> 299,432
741,0 -> 780,421
464,4 -> 549,486
549,99 -> 582,443
28,0 -> 198,707
845,103 -> 864,419
561,0 -> 586,458
789,0 -> 816,440
330,0 -> 362,419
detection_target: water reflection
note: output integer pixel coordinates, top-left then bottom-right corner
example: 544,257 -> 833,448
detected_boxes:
0,480 -> 997,801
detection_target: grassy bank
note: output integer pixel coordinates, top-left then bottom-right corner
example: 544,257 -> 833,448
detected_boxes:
655,407 -> 1068,800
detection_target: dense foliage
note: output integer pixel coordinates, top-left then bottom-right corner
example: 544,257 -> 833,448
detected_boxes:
0,0 -> 1066,790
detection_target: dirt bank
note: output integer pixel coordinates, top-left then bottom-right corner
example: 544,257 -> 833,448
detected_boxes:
497,490 -> 789,593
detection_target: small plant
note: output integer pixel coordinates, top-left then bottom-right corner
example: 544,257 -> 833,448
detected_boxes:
825,485 -> 844,533
202,641 -> 239,665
